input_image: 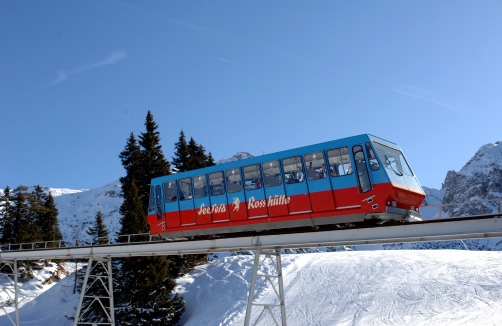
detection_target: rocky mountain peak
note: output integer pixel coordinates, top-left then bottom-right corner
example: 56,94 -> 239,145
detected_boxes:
458,141 -> 502,178
441,141 -> 502,217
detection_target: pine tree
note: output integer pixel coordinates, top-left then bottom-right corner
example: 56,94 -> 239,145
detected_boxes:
118,181 -> 149,242
27,185 -> 46,243
1,186 -> 63,247
0,186 -> 14,244
11,186 -> 31,244
137,110 -> 171,210
206,151 -> 216,166
87,211 -> 110,245
119,133 -> 143,192
41,192 -> 64,247
116,111 -> 184,325
186,137 -> 202,170
172,130 -> 190,173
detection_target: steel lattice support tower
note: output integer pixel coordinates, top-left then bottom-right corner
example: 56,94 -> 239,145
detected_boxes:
74,257 -> 115,326
0,260 -> 19,326
244,248 -> 287,326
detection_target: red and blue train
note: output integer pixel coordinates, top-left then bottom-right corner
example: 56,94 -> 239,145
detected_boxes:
147,134 -> 425,238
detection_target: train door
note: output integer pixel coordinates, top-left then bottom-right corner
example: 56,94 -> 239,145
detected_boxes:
178,177 -> 195,225
327,147 -> 361,209
208,171 -> 229,222
148,184 -> 167,233
243,164 -> 268,218
163,181 -> 181,228
262,160 -> 288,217
304,151 -> 336,212
352,145 -> 372,195
283,156 -> 312,214
225,168 -> 247,221
193,174 -> 212,225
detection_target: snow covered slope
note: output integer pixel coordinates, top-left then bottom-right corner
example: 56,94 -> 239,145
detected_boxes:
0,262 -> 82,326
3,251 -> 502,326
458,141 -> 502,177
178,250 -> 502,325
53,181 -> 123,242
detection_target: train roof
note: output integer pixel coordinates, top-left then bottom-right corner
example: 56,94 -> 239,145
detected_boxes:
152,134 -> 400,182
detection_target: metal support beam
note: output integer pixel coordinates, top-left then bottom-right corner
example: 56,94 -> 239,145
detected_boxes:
74,257 -> 115,326
0,261 -> 19,326
245,249 -> 286,326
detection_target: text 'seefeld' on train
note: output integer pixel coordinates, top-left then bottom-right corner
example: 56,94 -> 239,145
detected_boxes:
148,134 -> 425,239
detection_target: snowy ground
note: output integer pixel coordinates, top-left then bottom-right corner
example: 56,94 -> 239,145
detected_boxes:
2,250 -> 502,326
179,250 -> 502,326
0,262 -> 82,326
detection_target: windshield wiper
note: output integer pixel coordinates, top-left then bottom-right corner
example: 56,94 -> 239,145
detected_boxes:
385,155 -> 404,176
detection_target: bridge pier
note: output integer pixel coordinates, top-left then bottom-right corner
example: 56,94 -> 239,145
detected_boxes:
244,248 -> 287,326
0,260 -> 19,326
74,257 -> 115,326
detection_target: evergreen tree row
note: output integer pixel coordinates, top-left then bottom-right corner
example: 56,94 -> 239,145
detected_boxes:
0,185 -> 63,247
172,129 -> 215,172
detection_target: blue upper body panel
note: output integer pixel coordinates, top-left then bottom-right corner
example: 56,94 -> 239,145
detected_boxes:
153,134 -> 392,184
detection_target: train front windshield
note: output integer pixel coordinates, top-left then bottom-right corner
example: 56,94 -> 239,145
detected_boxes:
372,142 -> 413,176
371,141 -> 423,193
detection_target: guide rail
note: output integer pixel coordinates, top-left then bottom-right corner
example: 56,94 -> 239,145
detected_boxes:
1,215 -> 501,261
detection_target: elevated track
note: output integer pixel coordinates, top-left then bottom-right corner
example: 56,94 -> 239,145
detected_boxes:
1,214 -> 501,261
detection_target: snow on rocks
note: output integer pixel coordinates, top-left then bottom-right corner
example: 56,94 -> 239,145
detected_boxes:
216,152 -> 254,165
459,141 -> 502,178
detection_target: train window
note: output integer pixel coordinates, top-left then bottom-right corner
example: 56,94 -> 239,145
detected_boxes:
365,142 -> 380,171
372,142 -> 413,176
163,181 -> 177,203
353,145 -> 371,193
327,147 -> 352,176
178,178 -> 192,201
263,160 -> 282,187
148,186 -> 155,212
244,164 -> 263,190
226,168 -> 243,193
209,171 -> 226,196
304,152 -> 327,180
193,175 -> 208,198
155,185 -> 162,206
283,156 -> 305,184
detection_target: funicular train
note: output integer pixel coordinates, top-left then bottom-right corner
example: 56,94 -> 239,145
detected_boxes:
147,134 -> 425,239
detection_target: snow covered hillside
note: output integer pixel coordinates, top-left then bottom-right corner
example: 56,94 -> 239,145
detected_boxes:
53,181 -> 123,242
177,251 -> 502,326
0,262 -> 82,326
3,251 -> 502,325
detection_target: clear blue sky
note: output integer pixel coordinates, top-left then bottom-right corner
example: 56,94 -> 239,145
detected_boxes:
1,1 -> 501,190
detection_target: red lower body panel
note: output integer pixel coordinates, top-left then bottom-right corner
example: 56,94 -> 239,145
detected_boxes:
147,183 -> 425,236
